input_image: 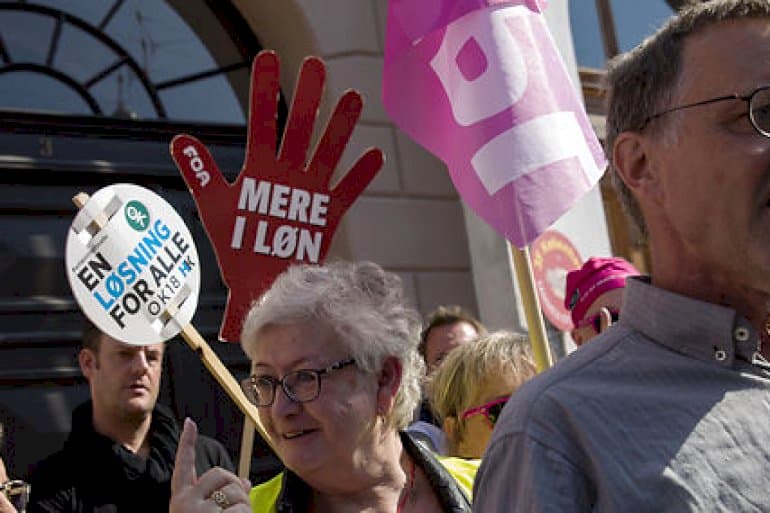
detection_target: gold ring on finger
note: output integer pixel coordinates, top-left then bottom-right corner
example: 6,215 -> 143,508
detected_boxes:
210,489 -> 231,510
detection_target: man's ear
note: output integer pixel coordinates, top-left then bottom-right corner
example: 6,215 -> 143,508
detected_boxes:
598,307 -> 614,333
78,348 -> 97,380
612,131 -> 662,203
376,356 -> 403,415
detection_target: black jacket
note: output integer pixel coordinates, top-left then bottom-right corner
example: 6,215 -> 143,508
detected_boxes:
27,401 -> 233,513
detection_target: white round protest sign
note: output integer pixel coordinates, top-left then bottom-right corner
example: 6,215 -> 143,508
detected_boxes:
66,184 -> 201,345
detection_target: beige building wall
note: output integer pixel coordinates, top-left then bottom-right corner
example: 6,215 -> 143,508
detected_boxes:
232,0 -> 480,318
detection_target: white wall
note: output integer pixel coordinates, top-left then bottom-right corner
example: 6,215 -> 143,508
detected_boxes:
232,0 -> 479,317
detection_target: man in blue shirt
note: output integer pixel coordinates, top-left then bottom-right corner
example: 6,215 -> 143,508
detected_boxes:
474,1 -> 770,511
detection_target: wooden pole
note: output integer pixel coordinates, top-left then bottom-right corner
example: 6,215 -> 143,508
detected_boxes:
510,245 -> 553,372
239,418 -> 257,479
178,323 -> 267,478
595,0 -> 620,59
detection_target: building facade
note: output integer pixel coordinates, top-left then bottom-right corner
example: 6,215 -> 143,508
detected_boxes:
0,0 -> 681,480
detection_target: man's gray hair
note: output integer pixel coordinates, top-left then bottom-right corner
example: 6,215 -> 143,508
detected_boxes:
241,260 -> 424,430
605,0 -> 770,236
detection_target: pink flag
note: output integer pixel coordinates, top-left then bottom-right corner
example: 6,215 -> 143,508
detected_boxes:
382,0 -> 606,248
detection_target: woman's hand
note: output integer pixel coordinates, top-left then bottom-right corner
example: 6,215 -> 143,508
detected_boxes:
170,419 -> 252,513
0,457 -> 17,513
0,492 -> 16,513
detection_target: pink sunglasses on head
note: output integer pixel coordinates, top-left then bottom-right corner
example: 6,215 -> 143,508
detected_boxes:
460,397 -> 508,427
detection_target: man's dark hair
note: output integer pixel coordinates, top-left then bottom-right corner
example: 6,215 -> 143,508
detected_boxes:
418,305 -> 487,359
81,317 -> 104,354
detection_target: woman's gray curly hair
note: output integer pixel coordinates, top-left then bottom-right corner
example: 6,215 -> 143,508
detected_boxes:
241,260 -> 425,430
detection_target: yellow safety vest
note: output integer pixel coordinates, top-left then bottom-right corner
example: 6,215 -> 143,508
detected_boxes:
249,456 -> 479,513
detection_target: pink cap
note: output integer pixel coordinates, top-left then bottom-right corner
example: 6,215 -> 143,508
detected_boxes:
564,257 -> 639,329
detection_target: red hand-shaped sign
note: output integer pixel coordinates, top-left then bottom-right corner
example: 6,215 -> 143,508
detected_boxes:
170,51 -> 383,342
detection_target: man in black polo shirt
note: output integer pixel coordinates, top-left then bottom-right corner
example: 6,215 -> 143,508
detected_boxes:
28,321 -> 233,513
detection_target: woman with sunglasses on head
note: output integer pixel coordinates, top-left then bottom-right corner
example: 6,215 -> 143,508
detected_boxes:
427,331 -> 536,459
169,260 -> 478,513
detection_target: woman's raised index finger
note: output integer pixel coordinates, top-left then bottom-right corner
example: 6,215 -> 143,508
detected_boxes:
171,417 -> 198,495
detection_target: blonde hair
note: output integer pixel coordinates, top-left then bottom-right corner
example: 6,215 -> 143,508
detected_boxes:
427,331 -> 536,438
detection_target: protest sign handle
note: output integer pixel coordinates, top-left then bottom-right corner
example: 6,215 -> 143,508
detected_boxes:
239,418 -> 256,478
72,193 -> 89,209
511,245 -> 553,372
179,322 -> 269,476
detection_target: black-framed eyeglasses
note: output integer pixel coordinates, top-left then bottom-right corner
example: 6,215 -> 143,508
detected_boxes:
240,358 -> 356,407
1,480 -> 30,513
640,85 -> 770,137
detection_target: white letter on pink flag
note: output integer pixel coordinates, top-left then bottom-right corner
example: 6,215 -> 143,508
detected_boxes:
382,0 -> 607,248
430,7 -> 528,126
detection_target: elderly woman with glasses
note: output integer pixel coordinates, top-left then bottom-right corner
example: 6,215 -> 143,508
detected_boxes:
427,331 -> 536,459
169,261 -> 478,513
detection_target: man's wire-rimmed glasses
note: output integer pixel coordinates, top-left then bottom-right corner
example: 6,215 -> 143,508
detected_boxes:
241,358 -> 356,407
640,85 -> 770,136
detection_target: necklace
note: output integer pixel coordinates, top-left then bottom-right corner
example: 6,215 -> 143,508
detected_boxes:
397,457 -> 416,513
